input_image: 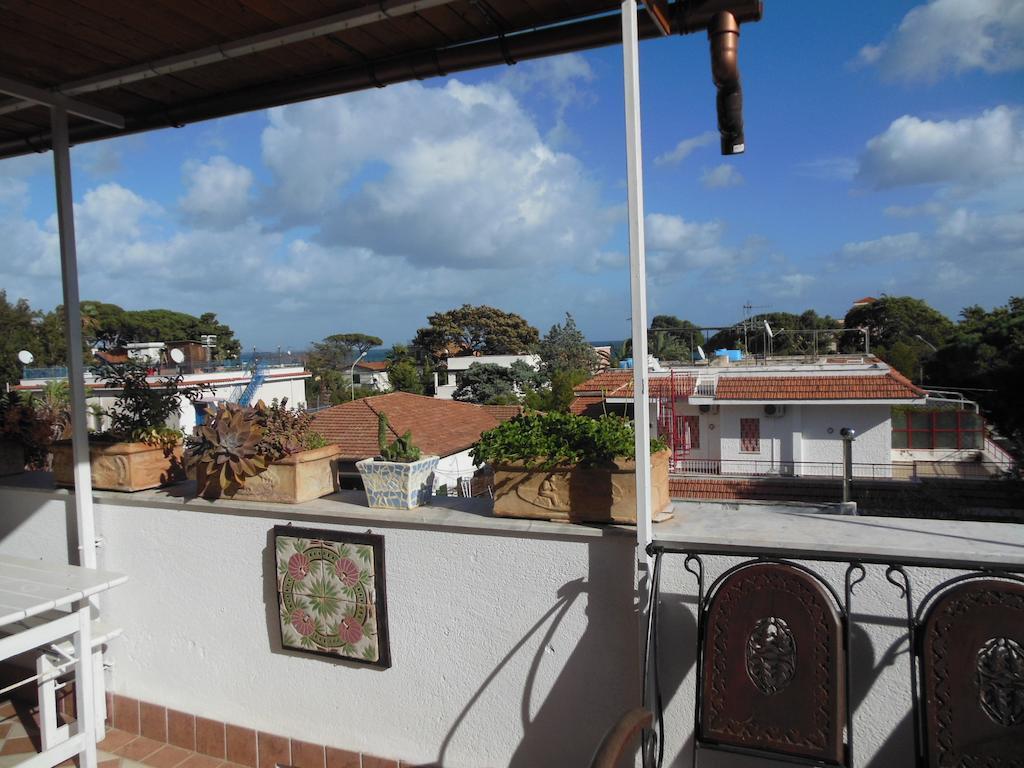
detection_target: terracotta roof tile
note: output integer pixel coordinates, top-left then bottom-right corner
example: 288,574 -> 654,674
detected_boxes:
482,404 -> 524,421
354,360 -> 388,371
310,392 -> 511,459
715,372 -> 924,400
569,395 -> 605,417
573,370 -> 695,399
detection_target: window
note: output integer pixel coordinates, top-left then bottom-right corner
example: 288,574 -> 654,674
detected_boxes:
740,418 -> 760,453
891,409 -> 984,450
676,415 -> 700,449
352,374 -> 361,384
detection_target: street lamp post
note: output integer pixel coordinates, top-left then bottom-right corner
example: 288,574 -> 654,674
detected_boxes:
350,352 -> 367,402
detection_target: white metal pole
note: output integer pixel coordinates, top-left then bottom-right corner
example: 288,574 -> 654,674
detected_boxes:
51,106 -> 97,571
622,0 -> 654,692
622,1 -> 653,566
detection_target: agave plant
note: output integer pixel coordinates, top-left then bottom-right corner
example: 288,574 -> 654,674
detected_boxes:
187,402 -> 268,496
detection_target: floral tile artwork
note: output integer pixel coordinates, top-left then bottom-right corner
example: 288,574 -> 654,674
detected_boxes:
274,525 -> 391,668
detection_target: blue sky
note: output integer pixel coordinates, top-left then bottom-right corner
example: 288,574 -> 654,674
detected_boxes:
1,0 -> 1022,350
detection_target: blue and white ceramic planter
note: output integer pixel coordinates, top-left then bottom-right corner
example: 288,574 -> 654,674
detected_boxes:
356,455 -> 439,510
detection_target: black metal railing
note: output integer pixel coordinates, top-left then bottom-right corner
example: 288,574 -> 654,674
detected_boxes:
642,542 -> 1024,768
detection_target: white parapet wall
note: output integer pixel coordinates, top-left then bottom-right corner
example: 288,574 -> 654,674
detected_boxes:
1,480 -> 1021,767
0,481 -> 638,768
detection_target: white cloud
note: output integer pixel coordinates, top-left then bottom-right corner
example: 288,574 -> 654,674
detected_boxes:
857,106 -> 1024,190
644,213 -> 743,272
655,131 -> 717,167
855,0 -> 1024,82
264,80 -> 616,270
179,156 -> 254,229
701,164 -> 744,189
840,232 -> 924,263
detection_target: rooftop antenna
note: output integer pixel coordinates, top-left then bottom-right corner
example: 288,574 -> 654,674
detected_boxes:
17,350 -> 34,365
741,301 -> 769,352
697,345 -> 707,362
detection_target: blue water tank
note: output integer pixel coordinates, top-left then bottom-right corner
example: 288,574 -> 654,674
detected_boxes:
727,349 -> 743,362
619,358 -> 634,369
714,349 -> 729,358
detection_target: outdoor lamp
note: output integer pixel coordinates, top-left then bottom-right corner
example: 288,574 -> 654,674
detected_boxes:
709,11 -> 744,155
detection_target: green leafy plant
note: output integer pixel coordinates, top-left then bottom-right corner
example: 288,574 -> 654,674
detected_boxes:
471,411 -> 666,469
185,398 -> 329,495
1,392 -> 54,469
376,412 -> 421,462
92,361 -> 212,447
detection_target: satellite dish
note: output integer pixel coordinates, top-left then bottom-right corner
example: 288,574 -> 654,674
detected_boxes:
764,320 -> 774,338
169,348 -> 185,364
697,345 -> 706,361
17,350 -> 34,365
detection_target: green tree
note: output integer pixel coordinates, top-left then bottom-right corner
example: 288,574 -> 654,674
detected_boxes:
523,368 -> 590,412
927,297 -> 1024,444
649,315 -> 704,360
706,310 -> 843,356
331,333 -> 382,359
387,359 -> 423,394
453,361 -> 538,404
0,291 -> 42,390
538,313 -> 600,378
842,295 -> 954,356
413,304 -> 539,361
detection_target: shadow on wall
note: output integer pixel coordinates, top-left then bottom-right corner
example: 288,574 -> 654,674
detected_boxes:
437,532 -> 665,768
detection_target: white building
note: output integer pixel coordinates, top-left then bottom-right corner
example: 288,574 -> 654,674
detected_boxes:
571,356 -> 991,479
17,364 -> 310,433
434,354 -> 541,400
349,360 -> 390,392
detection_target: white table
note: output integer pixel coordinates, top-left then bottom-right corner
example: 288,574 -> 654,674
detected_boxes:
0,555 -> 127,768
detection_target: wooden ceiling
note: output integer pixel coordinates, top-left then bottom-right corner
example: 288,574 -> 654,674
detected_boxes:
0,0 -> 666,159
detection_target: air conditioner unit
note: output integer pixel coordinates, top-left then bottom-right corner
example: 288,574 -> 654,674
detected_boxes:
764,404 -> 786,417
698,404 -> 719,415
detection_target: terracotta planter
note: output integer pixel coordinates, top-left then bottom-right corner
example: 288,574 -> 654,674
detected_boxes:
195,444 -> 341,503
491,449 -> 672,524
0,439 -> 25,476
52,439 -> 185,492
356,455 -> 439,510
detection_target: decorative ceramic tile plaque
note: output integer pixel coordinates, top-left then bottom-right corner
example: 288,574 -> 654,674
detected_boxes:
274,525 -> 391,668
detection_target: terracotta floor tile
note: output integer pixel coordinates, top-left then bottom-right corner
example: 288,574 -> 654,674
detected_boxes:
114,737 -> 164,761
176,755 -> 223,768
99,729 -> 138,752
142,745 -> 191,768
0,737 -> 37,756
362,756 -> 398,768
99,759 -> 123,768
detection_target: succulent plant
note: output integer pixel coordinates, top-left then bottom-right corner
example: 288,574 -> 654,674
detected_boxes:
186,399 -> 329,497
187,402 -> 268,495
377,412 -> 421,463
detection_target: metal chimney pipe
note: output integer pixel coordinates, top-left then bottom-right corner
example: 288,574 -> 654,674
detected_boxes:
708,11 -> 744,155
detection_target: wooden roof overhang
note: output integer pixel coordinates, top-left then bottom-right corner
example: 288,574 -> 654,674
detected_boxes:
0,1 -> 760,160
